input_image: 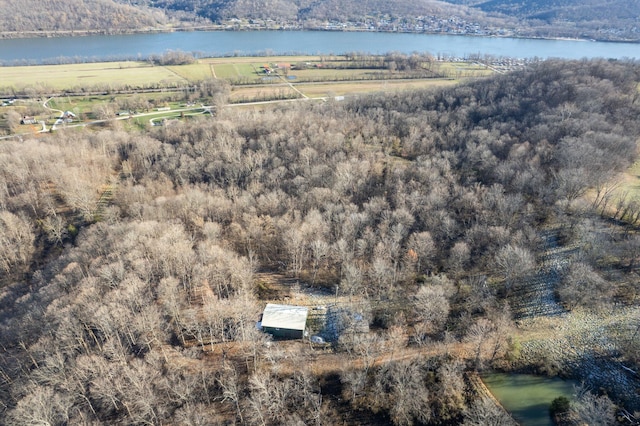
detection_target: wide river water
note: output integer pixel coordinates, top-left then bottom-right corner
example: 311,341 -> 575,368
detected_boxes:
1,31 -> 640,64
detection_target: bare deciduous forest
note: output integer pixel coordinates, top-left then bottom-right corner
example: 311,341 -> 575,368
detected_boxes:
1,0 -> 638,42
1,59 -> 640,424
0,0 -> 168,34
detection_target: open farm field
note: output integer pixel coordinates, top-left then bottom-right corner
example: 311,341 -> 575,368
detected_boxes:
296,78 -> 459,98
166,63 -> 214,81
212,62 -> 257,79
0,56 -> 487,96
47,95 -> 112,116
0,54 -> 497,135
289,67 -> 387,81
438,61 -> 494,77
229,85 -> 300,102
201,55 -> 327,65
0,62 -> 187,91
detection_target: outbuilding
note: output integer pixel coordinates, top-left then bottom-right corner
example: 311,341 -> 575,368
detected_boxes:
260,303 -> 308,339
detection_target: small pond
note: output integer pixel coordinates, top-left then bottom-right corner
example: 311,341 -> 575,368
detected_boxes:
481,373 -> 577,426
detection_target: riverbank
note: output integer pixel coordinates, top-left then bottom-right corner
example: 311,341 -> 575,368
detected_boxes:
1,25 -> 638,44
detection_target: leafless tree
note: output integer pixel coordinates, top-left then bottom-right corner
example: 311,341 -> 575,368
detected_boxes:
407,231 -> 435,275
41,213 -> 68,246
434,360 -> 466,420
494,244 -> 535,293
465,318 -> 496,370
375,361 -> 431,426
412,276 -> 452,335
0,210 -> 35,274
216,362 -> 244,423
7,384 -> 72,426
557,261 -> 611,310
571,387 -> 617,426
463,397 -> 516,426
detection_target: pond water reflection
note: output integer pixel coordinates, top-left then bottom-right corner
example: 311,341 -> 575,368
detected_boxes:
481,373 -> 577,426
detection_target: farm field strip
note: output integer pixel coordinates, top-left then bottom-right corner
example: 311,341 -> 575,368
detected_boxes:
296,79 -> 460,97
0,61 -> 187,90
166,63 -> 213,81
0,56 -> 488,94
229,85 -> 300,102
0,56 -> 494,136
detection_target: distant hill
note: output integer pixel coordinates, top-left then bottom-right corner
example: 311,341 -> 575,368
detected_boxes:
0,0 -> 637,41
147,0 -> 483,22
0,0 -> 167,34
444,0 -> 639,22
441,0 -> 640,40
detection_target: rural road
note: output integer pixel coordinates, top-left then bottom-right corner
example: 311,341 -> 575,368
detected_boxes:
0,95 -> 332,141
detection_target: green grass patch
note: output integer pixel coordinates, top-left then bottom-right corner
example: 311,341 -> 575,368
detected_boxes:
229,85 -> 300,103
619,159 -> 640,199
213,63 -> 260,80
48,95 -> 106,115
213,64 -> 241,79
48,94 -> 187,117
167,63 -> 213,82
290,68 -> 384,81
296,78 -> 458,98
438,61 -> 493,78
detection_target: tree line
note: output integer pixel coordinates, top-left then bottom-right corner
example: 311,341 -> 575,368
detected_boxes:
1,58 -> 639,424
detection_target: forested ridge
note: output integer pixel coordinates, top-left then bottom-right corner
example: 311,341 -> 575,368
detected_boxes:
145,0 -> 476,23
0,0 -> 168,34
441,0 -> 640,39
1,0 -> 638,41
1,59 -> 640,424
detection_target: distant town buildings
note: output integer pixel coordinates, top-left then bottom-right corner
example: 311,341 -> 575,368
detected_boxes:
223,15 -> 514,38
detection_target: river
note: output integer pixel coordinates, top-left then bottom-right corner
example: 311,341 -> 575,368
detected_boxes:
1,31 -> 639,64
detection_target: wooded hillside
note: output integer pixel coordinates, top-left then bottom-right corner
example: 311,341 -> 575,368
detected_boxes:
441,0 -> 640,39
1,59 -> 640,424
1,0 -> 637,41
147,0 -> 477,22
0,0 -> 168,34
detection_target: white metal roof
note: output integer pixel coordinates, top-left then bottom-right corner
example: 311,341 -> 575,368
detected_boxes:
261,303 -> 308,331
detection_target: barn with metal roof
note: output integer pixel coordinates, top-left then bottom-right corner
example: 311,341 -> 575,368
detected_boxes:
260,303 -> 308,339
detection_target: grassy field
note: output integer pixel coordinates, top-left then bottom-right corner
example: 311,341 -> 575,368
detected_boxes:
0,56 -> 490,93
167,63 -> 214,81
0,62 -> 187,91
438,61 -> 494,78
229,85 -> 301,102
295,79 -> 459,98
616,160 -> 640,200
0,55 -> 496,134
47,93 -> 182,112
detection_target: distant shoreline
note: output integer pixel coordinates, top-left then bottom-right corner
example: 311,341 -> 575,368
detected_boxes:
1,26 -> 638,44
